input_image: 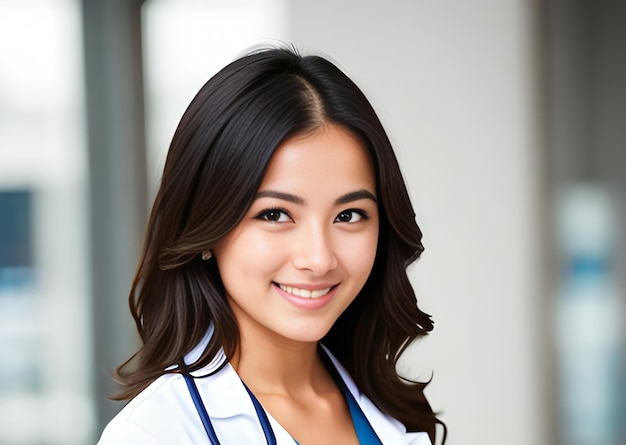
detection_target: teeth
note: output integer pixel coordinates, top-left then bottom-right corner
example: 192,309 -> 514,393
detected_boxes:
278,284 -> 332,299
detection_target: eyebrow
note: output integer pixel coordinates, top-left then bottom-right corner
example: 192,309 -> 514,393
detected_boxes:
334,190 -> 377,205
255,189 -> 377,205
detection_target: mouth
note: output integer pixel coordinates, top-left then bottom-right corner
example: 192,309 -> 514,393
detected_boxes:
274,283 -> 336,299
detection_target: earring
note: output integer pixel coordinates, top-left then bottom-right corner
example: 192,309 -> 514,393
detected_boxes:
201,251 -> 212,260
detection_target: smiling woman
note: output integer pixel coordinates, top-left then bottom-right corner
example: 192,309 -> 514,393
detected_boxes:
214,126 -> 379,347
98,46 -> 445,445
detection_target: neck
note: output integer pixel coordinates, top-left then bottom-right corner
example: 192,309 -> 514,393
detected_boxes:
230,332 -> 326,395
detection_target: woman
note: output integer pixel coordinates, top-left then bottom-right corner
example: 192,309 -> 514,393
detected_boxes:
99,46 -> 445,444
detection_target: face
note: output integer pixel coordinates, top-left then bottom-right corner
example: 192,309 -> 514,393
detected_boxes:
213,125 -> 379,346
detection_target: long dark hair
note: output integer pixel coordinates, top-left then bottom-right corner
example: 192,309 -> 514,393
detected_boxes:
114,46 -> 445,443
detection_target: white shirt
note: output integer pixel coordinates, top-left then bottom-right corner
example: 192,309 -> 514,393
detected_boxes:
98,329 -> 432,444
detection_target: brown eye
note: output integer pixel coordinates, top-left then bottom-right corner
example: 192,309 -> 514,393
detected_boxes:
255,208 -> 291,223
334,210 -> 366,223
265,210 -> 282,221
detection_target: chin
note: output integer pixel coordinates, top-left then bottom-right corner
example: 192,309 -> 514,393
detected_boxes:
282,325 -> 333,344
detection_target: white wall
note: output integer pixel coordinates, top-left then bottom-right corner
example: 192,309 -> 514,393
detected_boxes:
282,2 -> 545,444
142,0 -> 287,188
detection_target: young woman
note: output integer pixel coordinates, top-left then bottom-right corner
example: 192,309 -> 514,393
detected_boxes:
98,46 -> 445,445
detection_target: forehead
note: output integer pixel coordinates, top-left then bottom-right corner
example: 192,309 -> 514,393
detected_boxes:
259,125 -> 376,195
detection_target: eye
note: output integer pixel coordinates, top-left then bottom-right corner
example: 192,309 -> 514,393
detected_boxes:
256,208 -> 292,223
334,209 -> 367,223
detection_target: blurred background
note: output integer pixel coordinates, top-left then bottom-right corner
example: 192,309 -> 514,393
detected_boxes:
0,0 -> 624,444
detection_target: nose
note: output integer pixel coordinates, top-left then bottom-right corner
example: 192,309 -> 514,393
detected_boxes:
291,223 -> 338,276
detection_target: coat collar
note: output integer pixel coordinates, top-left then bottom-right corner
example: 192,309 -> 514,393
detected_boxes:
319,345 -> 430,445
181,329 -> 430,444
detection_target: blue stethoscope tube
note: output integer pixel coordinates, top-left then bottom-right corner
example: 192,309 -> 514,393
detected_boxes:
182,348 -> 383,445
183,373 -> 277,445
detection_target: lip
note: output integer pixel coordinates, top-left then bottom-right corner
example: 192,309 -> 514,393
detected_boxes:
273,282 -> 338,310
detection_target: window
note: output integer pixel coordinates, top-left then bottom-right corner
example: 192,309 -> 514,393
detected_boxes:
0,2 -> 92,443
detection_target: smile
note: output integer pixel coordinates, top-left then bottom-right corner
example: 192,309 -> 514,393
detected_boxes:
276,283 -> 333,299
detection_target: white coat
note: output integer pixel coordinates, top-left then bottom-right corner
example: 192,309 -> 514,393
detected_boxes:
98,328 -> 432,445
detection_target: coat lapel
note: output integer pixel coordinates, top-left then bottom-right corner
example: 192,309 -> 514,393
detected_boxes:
183,332 -> 430,444
321,345 -> 432,445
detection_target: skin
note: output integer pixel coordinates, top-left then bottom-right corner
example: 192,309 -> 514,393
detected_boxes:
213,124 -> 379,444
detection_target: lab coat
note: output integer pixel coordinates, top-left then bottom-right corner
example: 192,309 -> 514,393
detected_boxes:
98,329 -> 432,445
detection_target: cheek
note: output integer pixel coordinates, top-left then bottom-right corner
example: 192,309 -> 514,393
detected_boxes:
216,230 -> 284,279
340,231 -> 379,278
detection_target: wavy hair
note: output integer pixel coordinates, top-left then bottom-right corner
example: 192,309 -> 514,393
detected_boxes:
114,46 -> 445,443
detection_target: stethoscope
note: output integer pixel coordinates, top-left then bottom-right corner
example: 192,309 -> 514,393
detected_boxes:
181,348 -> 382,445
183,372 -> 278,445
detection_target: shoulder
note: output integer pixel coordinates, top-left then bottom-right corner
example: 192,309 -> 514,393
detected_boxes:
97,360 -> 269,445
98,373 -> 204,445
321,345 -> 433,445
98,328 -> 222,444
